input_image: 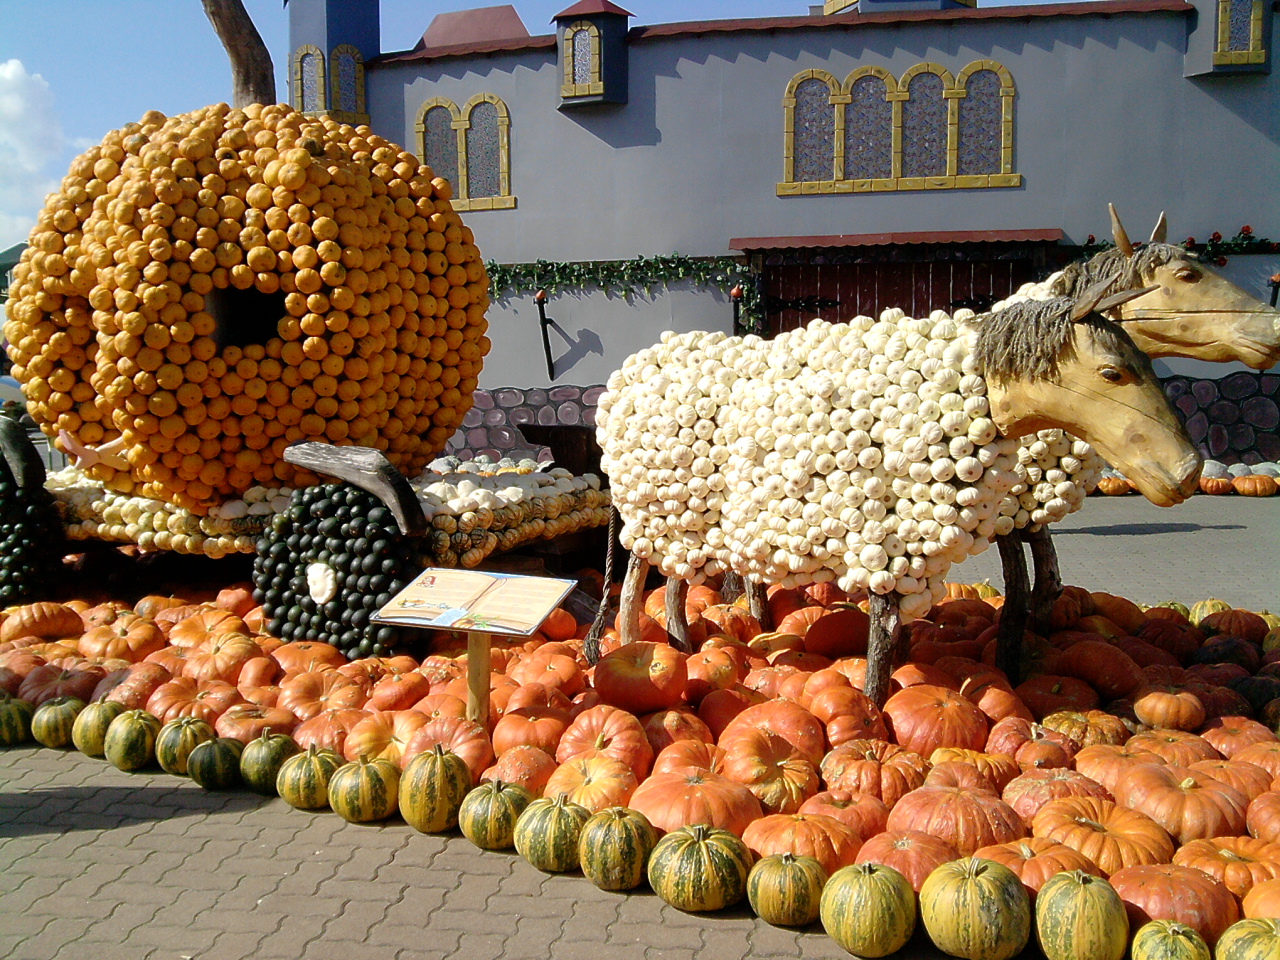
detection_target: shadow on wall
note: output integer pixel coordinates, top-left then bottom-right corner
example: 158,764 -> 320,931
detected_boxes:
546,319 -> 604,377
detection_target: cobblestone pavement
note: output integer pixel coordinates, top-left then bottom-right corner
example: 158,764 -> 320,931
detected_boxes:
1,497 -> 1275,960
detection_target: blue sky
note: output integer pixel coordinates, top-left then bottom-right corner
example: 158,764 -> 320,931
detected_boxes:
0,0 -> 1071,248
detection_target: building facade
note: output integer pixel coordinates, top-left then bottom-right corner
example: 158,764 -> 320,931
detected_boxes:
286,0 -> 1279,462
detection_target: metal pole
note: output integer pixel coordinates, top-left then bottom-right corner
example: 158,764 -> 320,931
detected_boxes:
535,289 -> 556,380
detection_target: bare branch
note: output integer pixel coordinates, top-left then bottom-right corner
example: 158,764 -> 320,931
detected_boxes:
201,0 -> 276,108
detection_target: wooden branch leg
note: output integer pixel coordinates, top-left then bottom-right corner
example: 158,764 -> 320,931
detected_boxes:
864,592 -> 902,709
1025,526 -> 1063,636
720,570 -> 745,605
746,579 -> 771,632
618,552 -> 650,645
665,577 -> 692,654
995,533 -> 1031,686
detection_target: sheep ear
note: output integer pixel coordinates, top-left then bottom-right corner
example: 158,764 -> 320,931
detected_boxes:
1110,203 -> 1135,257
1093,284 -> 1161,315
1149,211 -> 1168,245
1070,277 -> 1116,320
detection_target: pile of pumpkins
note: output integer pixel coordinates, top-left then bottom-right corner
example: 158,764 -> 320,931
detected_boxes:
4,581 -> 1280,960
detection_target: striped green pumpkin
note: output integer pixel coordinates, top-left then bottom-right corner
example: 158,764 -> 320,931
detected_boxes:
187,737 -> 244,790
920,858 -> 1030,960
103,709 -> 162,772
1035,870 -> 1128,960
239,729 -> 300,795
514,794 -> 591,873
1130,921 -> 1211,960
458,779 -> 534,850
155,717 -> 217,775
1216,918 -> 1280,960
821,862 -> 917,958
277,745 -> 344,810
748,853 -> 827,927
72,700 -> 126,757
328,756 -> 400,823
31,696 -> 85,749
647,824 -> 753,913
578,806 -> 658,892
400,744 -> 472,833
0,696 -> 34,746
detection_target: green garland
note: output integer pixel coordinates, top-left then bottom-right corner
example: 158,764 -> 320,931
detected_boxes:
485,254 -> 766,335
1081,226 -> 1278,263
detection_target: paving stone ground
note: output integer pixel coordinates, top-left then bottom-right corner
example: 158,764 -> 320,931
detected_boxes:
0,497 -> 1275,960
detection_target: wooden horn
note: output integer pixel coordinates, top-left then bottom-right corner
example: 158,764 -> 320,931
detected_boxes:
1093,284 -> 1161,315
1109,203 -> 1135,257
1149,212 -> 1168,245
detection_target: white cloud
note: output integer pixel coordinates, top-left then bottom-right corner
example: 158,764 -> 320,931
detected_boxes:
0,59 -> 69,249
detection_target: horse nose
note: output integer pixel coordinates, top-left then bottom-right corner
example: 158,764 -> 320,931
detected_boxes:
1176,455 -> 1202,499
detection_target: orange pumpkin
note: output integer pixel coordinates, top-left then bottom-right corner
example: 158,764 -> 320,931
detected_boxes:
1031,796 -> 1175,876
798,790 -> 889,840
78,614 -> 165,663
882,684 -> 988,756
542,754 -> 638,812
742,812 -> 862,874
401,716 -> 493,779
885,785 -> 1026,856
277,670 -> 369,721
972,836 -> 1102,901
640,708 -> 713,755
854,829 -> 959,893
168,608 -> 248,649
292,707 -> 369,754
720,725 -> 821,814
183,634 -> 262,685
1127,730 -> 1221,767
1233,742 -> 1280,780
1200,717 -> 1278,759
720,700 -> 826,767
491,706 -> 570,757
628,769 -> 763,836
214,703 -> 297,742
0,602 -> 83,644
342,709 -> 430,764
1112,764 -> 1249,845
146,677 -> 244,723
652,738 -> 727,776
482,744 -> 558,797
820,739 -> 930,808
1109,863 -> 1238,946
1132,685 -> 1207,731
1188,758 -> 1273,803
1002,767 -> 1113,821
1074,744 -> 1167,794
1173,836 -> 1280,900
556,704 -> 654,779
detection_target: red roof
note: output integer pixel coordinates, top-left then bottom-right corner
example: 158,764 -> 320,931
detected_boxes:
553,0 -> 634,20
413,5 -> 530,53
381,0 -> 1190,64
729,229 -> 1066,250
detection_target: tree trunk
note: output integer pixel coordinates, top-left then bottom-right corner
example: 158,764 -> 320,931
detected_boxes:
864,592 -> 902,708
1025,526 -> 1064,636
202,0 -> 276,108
995,533 -> 1031,685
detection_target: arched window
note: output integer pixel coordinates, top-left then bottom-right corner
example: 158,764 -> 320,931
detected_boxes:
782,71 -> 839,189
329,44 -> 367,120
900,67 -> 950,180
1215,0 -> 1266,63
561,21 -> 604,98
417,98 -> 461,193
415,95 -> 515,211
844,69 -> 895,182
292,45 -> 326,114
778,60 -> 1020,195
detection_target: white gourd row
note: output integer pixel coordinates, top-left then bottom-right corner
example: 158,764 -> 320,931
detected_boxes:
597,306 -> 1105,622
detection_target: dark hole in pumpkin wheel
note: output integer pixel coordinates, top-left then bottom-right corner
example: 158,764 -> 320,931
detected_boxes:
206,285 -> 287,351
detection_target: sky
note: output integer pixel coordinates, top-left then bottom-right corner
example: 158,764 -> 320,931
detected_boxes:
0,0 -> 1075,250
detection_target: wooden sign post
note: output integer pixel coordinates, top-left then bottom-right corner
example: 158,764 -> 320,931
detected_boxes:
373,568 -> 577,727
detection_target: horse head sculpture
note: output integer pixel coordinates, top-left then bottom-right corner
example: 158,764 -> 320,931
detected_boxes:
1061,206 -> 1280,370
979,280 -> 1202,507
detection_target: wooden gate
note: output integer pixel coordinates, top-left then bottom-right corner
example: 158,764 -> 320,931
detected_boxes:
763,256 -> 1043,336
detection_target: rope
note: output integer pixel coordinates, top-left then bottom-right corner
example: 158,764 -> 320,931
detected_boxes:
583,503 -> 618,664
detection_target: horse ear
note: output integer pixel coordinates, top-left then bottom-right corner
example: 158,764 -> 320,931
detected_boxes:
1109,203 -> 1135,257
1149,211 -> 1168,245
1070,277 -> 1116,321
1093,284 -> 1161,316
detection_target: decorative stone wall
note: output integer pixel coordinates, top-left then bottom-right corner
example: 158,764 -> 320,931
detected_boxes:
1166,372 -> 1280,464
446,385 -> 607,463
446,374 -> 1280,470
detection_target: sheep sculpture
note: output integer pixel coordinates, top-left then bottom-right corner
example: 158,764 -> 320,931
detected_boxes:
598,281 -> 1202,705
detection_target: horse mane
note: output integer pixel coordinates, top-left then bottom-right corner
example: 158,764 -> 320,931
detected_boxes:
1050,242 -> 1197,298
973,297 -> 1153,386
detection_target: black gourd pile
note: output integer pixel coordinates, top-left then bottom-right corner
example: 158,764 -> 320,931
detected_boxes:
0,420 -> 66,605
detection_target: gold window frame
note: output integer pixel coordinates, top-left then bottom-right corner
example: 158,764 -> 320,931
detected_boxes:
778,59 -> 1019,196
1214,0 -> 1267,64
328,44 -> 369,125
561,21 -> 605,98
291,45 -> 327,114
414,95 -> 517,212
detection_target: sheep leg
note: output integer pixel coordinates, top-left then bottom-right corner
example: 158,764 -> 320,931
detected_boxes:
619,552 -> 650,645
720,570 -> 745,604
746,579 -> 771,631
865,592 -> 901,708
664,576 -> 692,653
995,533 -> 1031,685
1025,526 -> 1063,636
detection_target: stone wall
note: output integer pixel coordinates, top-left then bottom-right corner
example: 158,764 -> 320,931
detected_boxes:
446,372 -> 1280,471
1166,372 -> 1280,464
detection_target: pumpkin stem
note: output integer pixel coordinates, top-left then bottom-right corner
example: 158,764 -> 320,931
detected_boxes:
1179,777 -> 1197,790
689,824 -> 710,842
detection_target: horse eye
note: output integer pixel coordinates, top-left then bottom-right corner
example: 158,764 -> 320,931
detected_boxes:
1175,268 -> 1199,282
1100,367 -> 1124,383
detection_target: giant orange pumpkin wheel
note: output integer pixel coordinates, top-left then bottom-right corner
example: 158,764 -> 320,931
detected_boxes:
6,102 -> 489,514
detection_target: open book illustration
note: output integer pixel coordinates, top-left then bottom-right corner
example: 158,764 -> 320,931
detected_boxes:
373,568 -> 577,637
